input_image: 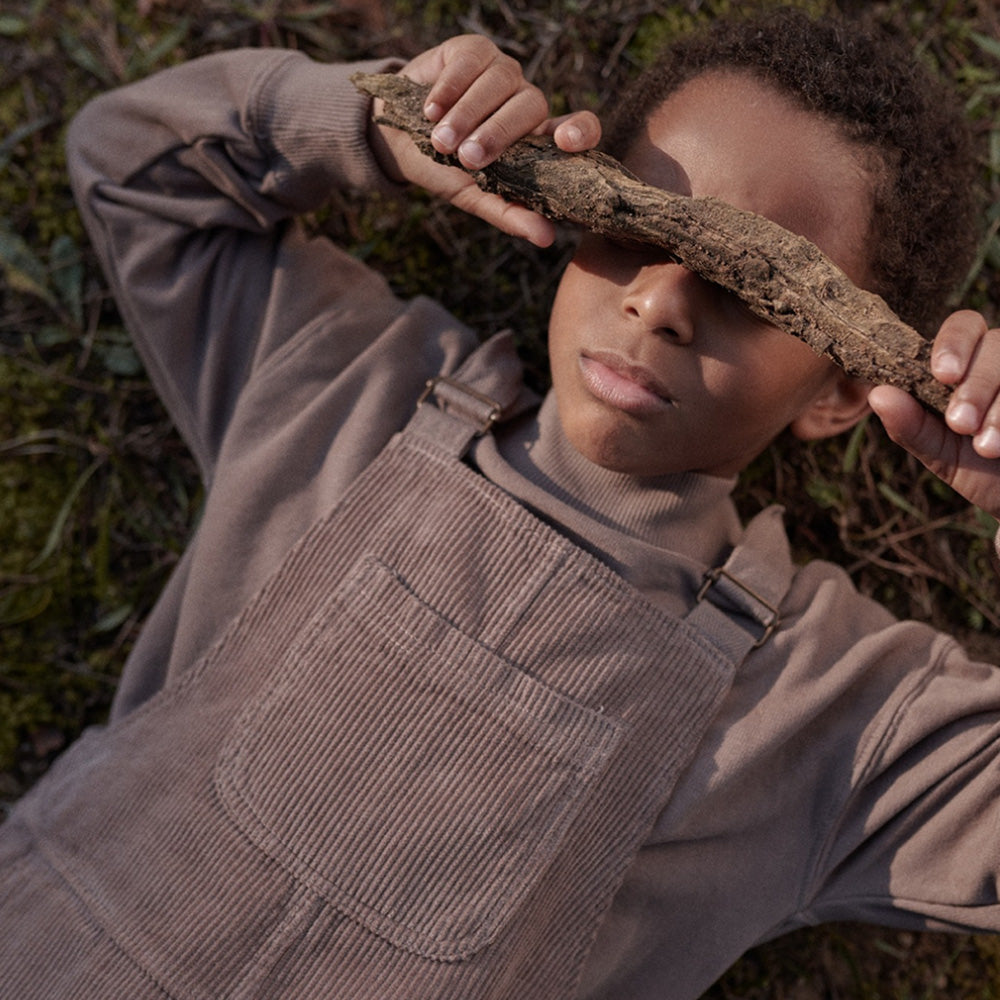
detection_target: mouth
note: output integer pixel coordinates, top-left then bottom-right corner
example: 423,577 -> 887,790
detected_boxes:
578,351 -> 675,416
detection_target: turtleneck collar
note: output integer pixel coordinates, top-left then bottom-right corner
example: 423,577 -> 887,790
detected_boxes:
471,391 -> 744,617
505,393 -> 738,542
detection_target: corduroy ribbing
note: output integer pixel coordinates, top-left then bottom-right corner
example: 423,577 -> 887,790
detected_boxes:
9,423 -> 739,999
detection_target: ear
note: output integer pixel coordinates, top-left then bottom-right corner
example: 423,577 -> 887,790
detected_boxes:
790,373 -> 871,441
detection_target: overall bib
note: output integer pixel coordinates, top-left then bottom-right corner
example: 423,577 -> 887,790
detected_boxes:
0,336 -> 791,999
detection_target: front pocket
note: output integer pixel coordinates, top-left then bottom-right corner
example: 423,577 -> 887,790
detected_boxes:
216,556 -> 626,962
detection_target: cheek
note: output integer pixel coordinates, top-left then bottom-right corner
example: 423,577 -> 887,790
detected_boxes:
548,265 -> 594,352
702,338 -> 831,425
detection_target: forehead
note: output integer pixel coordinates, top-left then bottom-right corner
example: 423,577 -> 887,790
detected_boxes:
624,71 -> 874,285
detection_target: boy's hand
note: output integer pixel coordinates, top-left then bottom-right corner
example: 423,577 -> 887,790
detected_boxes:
868,310 -> 1000,518
368,34 -> 601,247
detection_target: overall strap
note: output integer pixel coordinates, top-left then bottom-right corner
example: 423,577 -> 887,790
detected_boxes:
409,338 -> 796,664
684,504 -> 794,663
406,331 -> 533,457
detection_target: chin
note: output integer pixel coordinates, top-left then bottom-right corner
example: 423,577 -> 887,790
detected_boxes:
566,425 -> 663,477
557,395 -> 679,476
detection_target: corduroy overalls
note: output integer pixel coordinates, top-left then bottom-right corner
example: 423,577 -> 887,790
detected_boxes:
0,337 -> 792,999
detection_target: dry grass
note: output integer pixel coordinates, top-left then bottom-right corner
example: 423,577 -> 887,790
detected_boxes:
2,0 -> 1000,994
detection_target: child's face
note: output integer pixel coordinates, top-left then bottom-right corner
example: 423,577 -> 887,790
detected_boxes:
547,71 -> 875,478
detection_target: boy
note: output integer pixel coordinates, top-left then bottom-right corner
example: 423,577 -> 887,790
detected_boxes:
2,8 -> 1000,999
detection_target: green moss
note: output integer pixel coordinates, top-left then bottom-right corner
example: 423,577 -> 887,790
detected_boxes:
627,7 -> 714,68
0,336 -> 197,788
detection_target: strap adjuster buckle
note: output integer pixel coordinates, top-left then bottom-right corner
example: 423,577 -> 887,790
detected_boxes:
697,567 -> 781,649
418,376 -> 503,437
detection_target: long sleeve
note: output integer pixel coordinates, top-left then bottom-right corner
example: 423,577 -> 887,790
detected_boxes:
65,49 -> 482,706
578,550 -> 1000,999
67,48 -> 405,481
801,630 -> 1000,930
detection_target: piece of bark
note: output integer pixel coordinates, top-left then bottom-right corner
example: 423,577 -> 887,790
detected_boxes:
353,71 -> 950,414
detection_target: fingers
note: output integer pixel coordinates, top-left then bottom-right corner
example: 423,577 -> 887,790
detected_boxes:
933,311 -> 1000,459
539,111 -> 603,153
875,311 -> 1000,514
449,183 -> 556,246
407,36 -> 602,171
869,383 -> 1000,516
868,385 -> 941,458
419,36 -> 550,170
384,34 -> 601,244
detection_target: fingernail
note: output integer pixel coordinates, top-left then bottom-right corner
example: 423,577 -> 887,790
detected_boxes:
934,350 -> 963,380
977,426 -> 1000,458
562,124 -> 583,148
948,400 -> 979,433
433,123 -> 458,151
459,138 -> 487,169
424,101 -> 443,121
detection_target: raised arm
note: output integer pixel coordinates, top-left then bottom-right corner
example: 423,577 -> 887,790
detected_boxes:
66,39 -> 600,481
66,48 -> 407,478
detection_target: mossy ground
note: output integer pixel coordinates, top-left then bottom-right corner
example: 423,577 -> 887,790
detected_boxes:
2,0 -> 1000,994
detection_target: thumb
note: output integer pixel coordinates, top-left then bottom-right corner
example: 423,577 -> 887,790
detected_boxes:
868,384 -> 956,474
868,385 -> 934,453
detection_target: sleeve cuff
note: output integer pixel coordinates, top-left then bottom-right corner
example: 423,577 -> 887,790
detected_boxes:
247,51 -> 406,209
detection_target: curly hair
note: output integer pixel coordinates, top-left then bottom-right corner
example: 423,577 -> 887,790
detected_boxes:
602,7 -> 979,336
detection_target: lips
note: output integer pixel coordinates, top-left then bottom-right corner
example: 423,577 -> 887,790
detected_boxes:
578,351 -> 675,416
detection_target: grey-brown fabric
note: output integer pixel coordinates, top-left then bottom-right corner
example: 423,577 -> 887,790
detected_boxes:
0,373 -> 757,997
3,47 -> 1000,1000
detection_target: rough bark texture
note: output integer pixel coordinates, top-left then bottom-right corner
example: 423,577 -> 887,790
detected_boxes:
353,71 -> 950,414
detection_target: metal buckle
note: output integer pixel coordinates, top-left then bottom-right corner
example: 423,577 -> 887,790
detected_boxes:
697,567 -> 781,649
418,376 -> 503,436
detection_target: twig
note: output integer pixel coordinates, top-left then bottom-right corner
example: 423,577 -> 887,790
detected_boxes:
353,70 -> 950,414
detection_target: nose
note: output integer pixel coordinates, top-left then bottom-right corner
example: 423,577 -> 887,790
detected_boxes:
621,262 -> 697,344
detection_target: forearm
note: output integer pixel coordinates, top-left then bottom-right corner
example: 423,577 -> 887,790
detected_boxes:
67,48 -> 398,238
66,48 -> 402,475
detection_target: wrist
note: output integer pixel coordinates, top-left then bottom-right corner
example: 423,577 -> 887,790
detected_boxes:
367,100 -> 409,185
253,53 -> 406,204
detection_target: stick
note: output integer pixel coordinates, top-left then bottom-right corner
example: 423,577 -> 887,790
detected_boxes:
352,71 -> 950,414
